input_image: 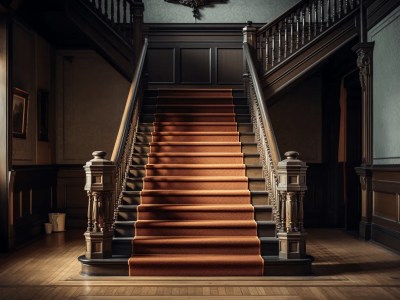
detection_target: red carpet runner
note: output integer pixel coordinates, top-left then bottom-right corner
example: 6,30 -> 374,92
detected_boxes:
128,89 -> 264,276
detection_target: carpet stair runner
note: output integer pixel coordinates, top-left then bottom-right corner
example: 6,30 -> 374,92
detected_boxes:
114,89 -> 275,276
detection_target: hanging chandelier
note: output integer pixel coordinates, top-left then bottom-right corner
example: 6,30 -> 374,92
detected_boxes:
164,0 -> 228,21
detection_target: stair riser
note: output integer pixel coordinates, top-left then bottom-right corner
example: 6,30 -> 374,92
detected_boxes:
155,106 -> 235,113
145,168 -> 245,176
126,180 -> 143,191
148,156 -> 243,164
244,156 -> 261,164
135,226 -> 257,236
134,145 -> 149,153
246,167 -> 263,177
158,91 -> 232,98
153,124 -> 238,132
258,224 -> 276,237
261,240 -> 279,256
150,144 -> 241,153
249,180 -> 265,190
120,210 -> 272,222
129,265 -> 262,276
242,144 -> 258,154
137,134 -> 254,143
138,195 -> 251,205
143,181 -> 248,190
130,167 -> 261,177
154,115 -> 237,122
133,243 -> 260,255
151,135 -> 239,142
156,98 -> 233,105
137,211 -> 254,221
117,211 -> 138,221
132,156 -> 148,164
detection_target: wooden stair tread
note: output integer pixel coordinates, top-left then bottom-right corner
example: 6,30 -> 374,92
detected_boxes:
145,164 -> 245,169
143,176 -> 248,181
140,190 -> 251,196
147,152 -> 243,157
138,204 -> 254,211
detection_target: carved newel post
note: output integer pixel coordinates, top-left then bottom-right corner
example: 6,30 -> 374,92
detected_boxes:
277,151 -> 308,259
242,21 -> 257,96
83,151 -> 115,259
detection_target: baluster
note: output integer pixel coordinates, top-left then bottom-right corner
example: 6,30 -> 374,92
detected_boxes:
265,31 -> 269,71
307,3 -> 311,41
271,28 -> 275,67
313,0 -> 318,37
278,23 -> 282,63
296,10 -> 300,50
105,0 -> 109,20
284,19 -> 288,59
116,0 -> 121,23
319,0 -> 324,32
123,0 -> 127,23
350,0 -> 354,9
332,0 -> 336,22
326,0 -> 331,27
344,0 -> 348,14
301,8 -> 305,45
111,0 -> 115,23
290,13 -> 294,54
258,35 -> 263,63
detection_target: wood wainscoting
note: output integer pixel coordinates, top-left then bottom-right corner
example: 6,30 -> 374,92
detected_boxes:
371,167 -> 400,251
145,24 -> 251,88
10,165 -> 57,248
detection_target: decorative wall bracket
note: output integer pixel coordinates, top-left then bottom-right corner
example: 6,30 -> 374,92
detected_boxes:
164,0 -> 228,21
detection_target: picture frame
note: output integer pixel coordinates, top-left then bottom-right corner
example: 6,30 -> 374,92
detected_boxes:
37,89 -> 49,141
12,88 -> 29,139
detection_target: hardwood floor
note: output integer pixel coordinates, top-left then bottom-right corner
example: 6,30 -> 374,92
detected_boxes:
0,229 -> 399,299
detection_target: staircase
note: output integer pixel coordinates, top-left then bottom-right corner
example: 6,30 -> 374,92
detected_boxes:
112,89 -> 278,276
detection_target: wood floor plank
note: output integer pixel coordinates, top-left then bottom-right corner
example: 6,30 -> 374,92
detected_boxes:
0,229 -> 399,299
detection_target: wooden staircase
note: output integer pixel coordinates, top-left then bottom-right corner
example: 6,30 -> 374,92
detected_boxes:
111,89 -> 278,275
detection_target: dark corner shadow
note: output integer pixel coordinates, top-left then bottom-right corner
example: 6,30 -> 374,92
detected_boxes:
311,260 -> 400,276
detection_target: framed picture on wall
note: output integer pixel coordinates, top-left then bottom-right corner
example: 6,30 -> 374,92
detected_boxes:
12,88 -> 29,139
37,89 -> 49,141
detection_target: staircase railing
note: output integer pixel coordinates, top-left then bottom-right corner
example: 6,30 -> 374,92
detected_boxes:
243,42 -> 282,233
82,38 -> 148,259
82,0 -> 143,46
111,37 -> 148,222
257,0 -> 360,74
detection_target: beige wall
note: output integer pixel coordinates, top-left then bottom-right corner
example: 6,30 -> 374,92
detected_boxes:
55,50 -> 130,164
12,21 -> 55,165
269,75 -> 322,163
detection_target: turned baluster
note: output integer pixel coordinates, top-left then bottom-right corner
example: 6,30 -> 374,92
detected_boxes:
295,10 -> 300,50
319,0 -> 324,32
313,0 -> 318,37
344,0 -> 348,14
278,23 -> 282,63
301,7 -> 305,45
265,30 -> 269,71
290,14 -> 294,54
332,0 -> 336,22
123,0 -> 127,23
307,3 -> 311,41
284,19 -> 288,59
327,0 -> 331,27
271,28 -> 276,66
110,0 -> 114,23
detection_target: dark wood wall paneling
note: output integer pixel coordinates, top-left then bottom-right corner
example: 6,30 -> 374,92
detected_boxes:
7,165 -> 87,249
371,168 -> 400,251
145,24 -> 246,88
10,166 -> 57,248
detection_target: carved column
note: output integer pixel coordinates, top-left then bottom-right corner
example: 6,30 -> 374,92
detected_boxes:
83,151 -> 115,259
277,151 -> 308,259
352,42 -> 374,240
132,0 -> 144,64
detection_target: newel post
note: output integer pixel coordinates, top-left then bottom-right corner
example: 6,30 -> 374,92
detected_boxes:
242,21 -> 257,96
277,151 -> 308,259
132,0 -> 144,64
83,151 -> 115,259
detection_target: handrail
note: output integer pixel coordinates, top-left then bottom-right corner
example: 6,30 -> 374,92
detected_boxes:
256,0 -> 360,73
111,38 -> 148,163
243,42 -> 281,169
82,0 -> 142,45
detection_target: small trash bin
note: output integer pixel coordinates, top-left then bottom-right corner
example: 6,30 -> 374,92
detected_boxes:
48,213 -> 66,232
44,222 -> 53,234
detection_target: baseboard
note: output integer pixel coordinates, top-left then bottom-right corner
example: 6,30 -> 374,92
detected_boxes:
371,223 -> 400,252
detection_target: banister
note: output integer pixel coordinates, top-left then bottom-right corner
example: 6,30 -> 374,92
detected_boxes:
111,38 -> 148,163
243,42 -> 281,170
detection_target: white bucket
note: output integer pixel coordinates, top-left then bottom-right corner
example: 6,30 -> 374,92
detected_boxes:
48,213 -> 66,232
44,222 -> 53,234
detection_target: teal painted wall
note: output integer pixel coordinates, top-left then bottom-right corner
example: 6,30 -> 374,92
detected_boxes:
143,0 -> 300,24
368,6 -> 400,165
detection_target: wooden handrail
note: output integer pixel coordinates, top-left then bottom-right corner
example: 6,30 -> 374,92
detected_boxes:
111,38 -> 148,163
243,42 -> 281,169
